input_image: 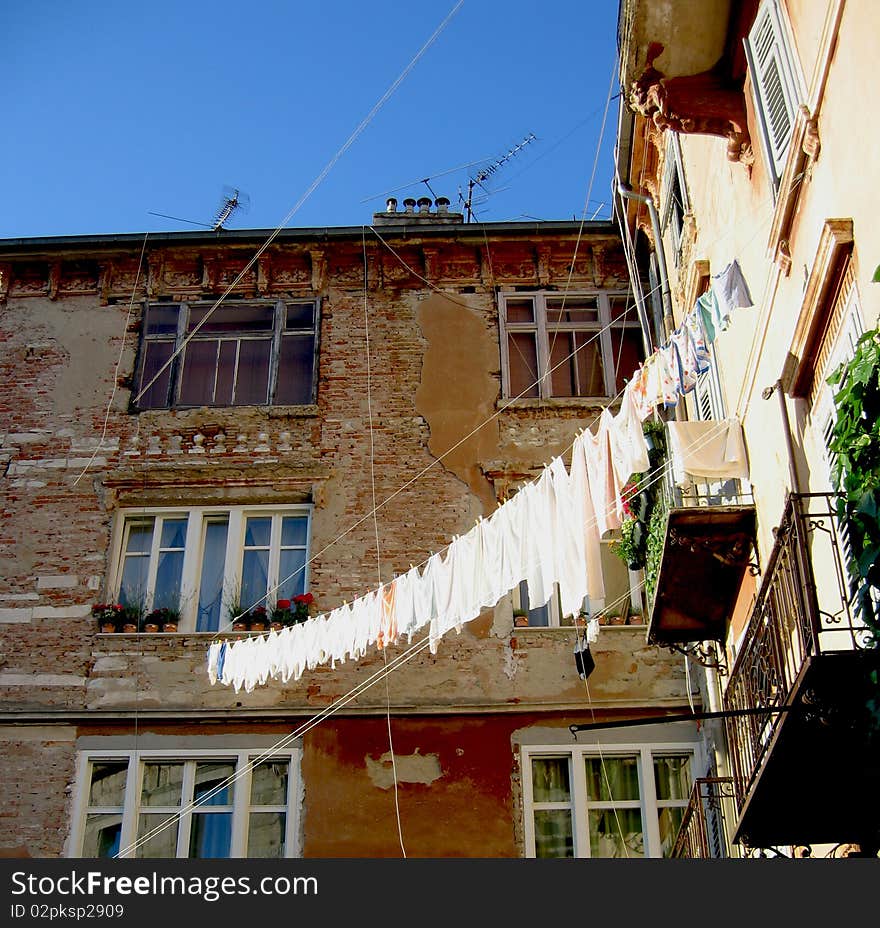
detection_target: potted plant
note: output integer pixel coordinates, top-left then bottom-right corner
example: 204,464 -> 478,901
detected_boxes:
270,599 -> 293,629
248,605 -> 269,631
611,516 -> 647,570
292,593 -> 315,624
513,608 -> 529,627
120,605 -> 142,633
92,603 -> 124,633
144,606 -> 180,632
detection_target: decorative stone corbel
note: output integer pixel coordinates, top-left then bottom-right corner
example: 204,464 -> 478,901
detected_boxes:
629,42 -> 752,165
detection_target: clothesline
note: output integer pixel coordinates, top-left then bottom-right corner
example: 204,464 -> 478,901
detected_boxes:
208,259 -> 754,692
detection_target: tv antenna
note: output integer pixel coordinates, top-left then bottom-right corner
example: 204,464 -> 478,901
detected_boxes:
148,185 -> 250,231
462,133 -> 536,222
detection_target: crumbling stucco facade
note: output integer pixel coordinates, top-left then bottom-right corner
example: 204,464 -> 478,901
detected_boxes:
0,218 -> 696,858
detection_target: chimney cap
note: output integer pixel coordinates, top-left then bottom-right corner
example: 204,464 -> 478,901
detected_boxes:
402,197 -> 416,212
385,197 -> 398,212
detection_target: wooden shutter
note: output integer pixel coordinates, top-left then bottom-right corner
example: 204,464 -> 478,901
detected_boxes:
745,0 -> 800,187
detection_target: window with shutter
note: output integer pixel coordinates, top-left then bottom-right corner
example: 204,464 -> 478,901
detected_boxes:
745,0 -> 802,192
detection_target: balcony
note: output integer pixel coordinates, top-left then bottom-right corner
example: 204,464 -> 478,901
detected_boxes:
645,449 -> 756,654
723,493 -> 880,850
671,777 -> 736,858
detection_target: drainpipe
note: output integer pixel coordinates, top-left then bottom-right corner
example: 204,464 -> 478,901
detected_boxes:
617,182 -> 674,341
762,379 -> 802,494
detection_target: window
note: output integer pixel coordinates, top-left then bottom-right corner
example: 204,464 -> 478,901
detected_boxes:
499,290 -> 643,400
111,505 -> 311,631
135,300 -> 318,409
522,743 -> 698,858
661,133 -> 689,267
71,749 -> 300,858
745,0 -> 804,192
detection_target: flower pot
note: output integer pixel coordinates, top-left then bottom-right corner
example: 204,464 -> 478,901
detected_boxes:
232,621 -> 249,632
609,614 -> 626,625
144,622 -> 160,633
250,621 -> 268,632
162,622 -> 178,633
122,622 -> 138,634
270,621 -> 284,632
100,622 -> 117,634
514,615 -> 529,627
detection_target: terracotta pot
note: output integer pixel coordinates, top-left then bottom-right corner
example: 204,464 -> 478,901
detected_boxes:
609,614 -> 626,626
100,622 -> 117,634
232,621 -> 249,632
162,622 -> 178,633
270,621 -> 284,632
144,622 -> 160,633
514,615 -> 529,627
122,623 -> 138,634
250,621 -> 268,632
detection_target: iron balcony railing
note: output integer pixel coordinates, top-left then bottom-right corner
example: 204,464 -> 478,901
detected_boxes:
671,777 -> 736,858
722,492 -> 870,811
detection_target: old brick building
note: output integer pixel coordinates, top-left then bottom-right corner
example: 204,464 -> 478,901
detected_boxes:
0,204 -> 697,858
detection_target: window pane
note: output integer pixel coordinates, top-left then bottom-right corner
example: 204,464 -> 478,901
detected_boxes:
286,302 -> 314,328
160,518 -> 187,549
179,340 -> 218,406
507,333 -> 539,398
281,516 -> 309,547
119,558 -> 149,611
251,761 -> 289,805
546,296 -> 599,324
550,332 -> 605,396
585,756 -> 640,801
89,762 -> 128,807
194,763 -> 235,805
137,813 -> 178,858
654,755 -> 691,801
505,298 -> 535,323
139,340 -> 173,408
248,812 -> 286,858
531,757 -> 570,802
244,517 -> 271,547
82,814 -> 122,858
611,328 -> 644,393
234,339 -> 272,405
589,808 -> 644,858
141,763 -> 184,807
154,552 -> 183,610
278,550 -> 306,600
276,334 -> 315,405
608,296 -> 633,322
125,522 -> 153,555
189,304 -> 274,334
518,580 -> 549,626
658,806 -> 685,857
189,813 -> 232,858
197,519 -> 229,633
534,810 -> 573,858
241,550 -> 269,610
145,304 -> 180,335
214,341 -> 237,406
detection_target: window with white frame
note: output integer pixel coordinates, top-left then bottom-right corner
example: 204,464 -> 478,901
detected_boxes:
111,505 -> 311,631
499,290 -> 643,400
71,749 -> 300,858
135,300 -> 318,409
745,0 -> 804,193
522,743 -> 698,858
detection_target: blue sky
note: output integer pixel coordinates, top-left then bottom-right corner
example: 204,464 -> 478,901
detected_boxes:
2,1 -> 622,239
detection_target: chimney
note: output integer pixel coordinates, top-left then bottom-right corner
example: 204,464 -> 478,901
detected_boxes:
372,193 -> 464,225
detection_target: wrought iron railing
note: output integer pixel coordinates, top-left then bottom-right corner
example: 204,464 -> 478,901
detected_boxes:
722,492 -> 869,810
671,777 -> 736,858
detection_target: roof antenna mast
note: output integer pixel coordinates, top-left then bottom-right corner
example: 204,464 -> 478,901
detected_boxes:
462,132 -> 536,223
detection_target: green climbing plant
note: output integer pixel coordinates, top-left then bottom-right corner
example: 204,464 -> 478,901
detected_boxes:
827,326 -> 880,644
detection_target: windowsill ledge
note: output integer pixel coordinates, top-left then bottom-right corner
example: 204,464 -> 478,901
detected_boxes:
136,403 -> 320,420
497,396 -> 619,411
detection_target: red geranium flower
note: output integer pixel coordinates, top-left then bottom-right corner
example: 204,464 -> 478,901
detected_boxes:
293,593 -> 314,605
276,599 -> 291,610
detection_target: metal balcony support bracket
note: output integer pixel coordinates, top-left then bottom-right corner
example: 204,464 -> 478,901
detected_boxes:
663,639 -> 729,673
